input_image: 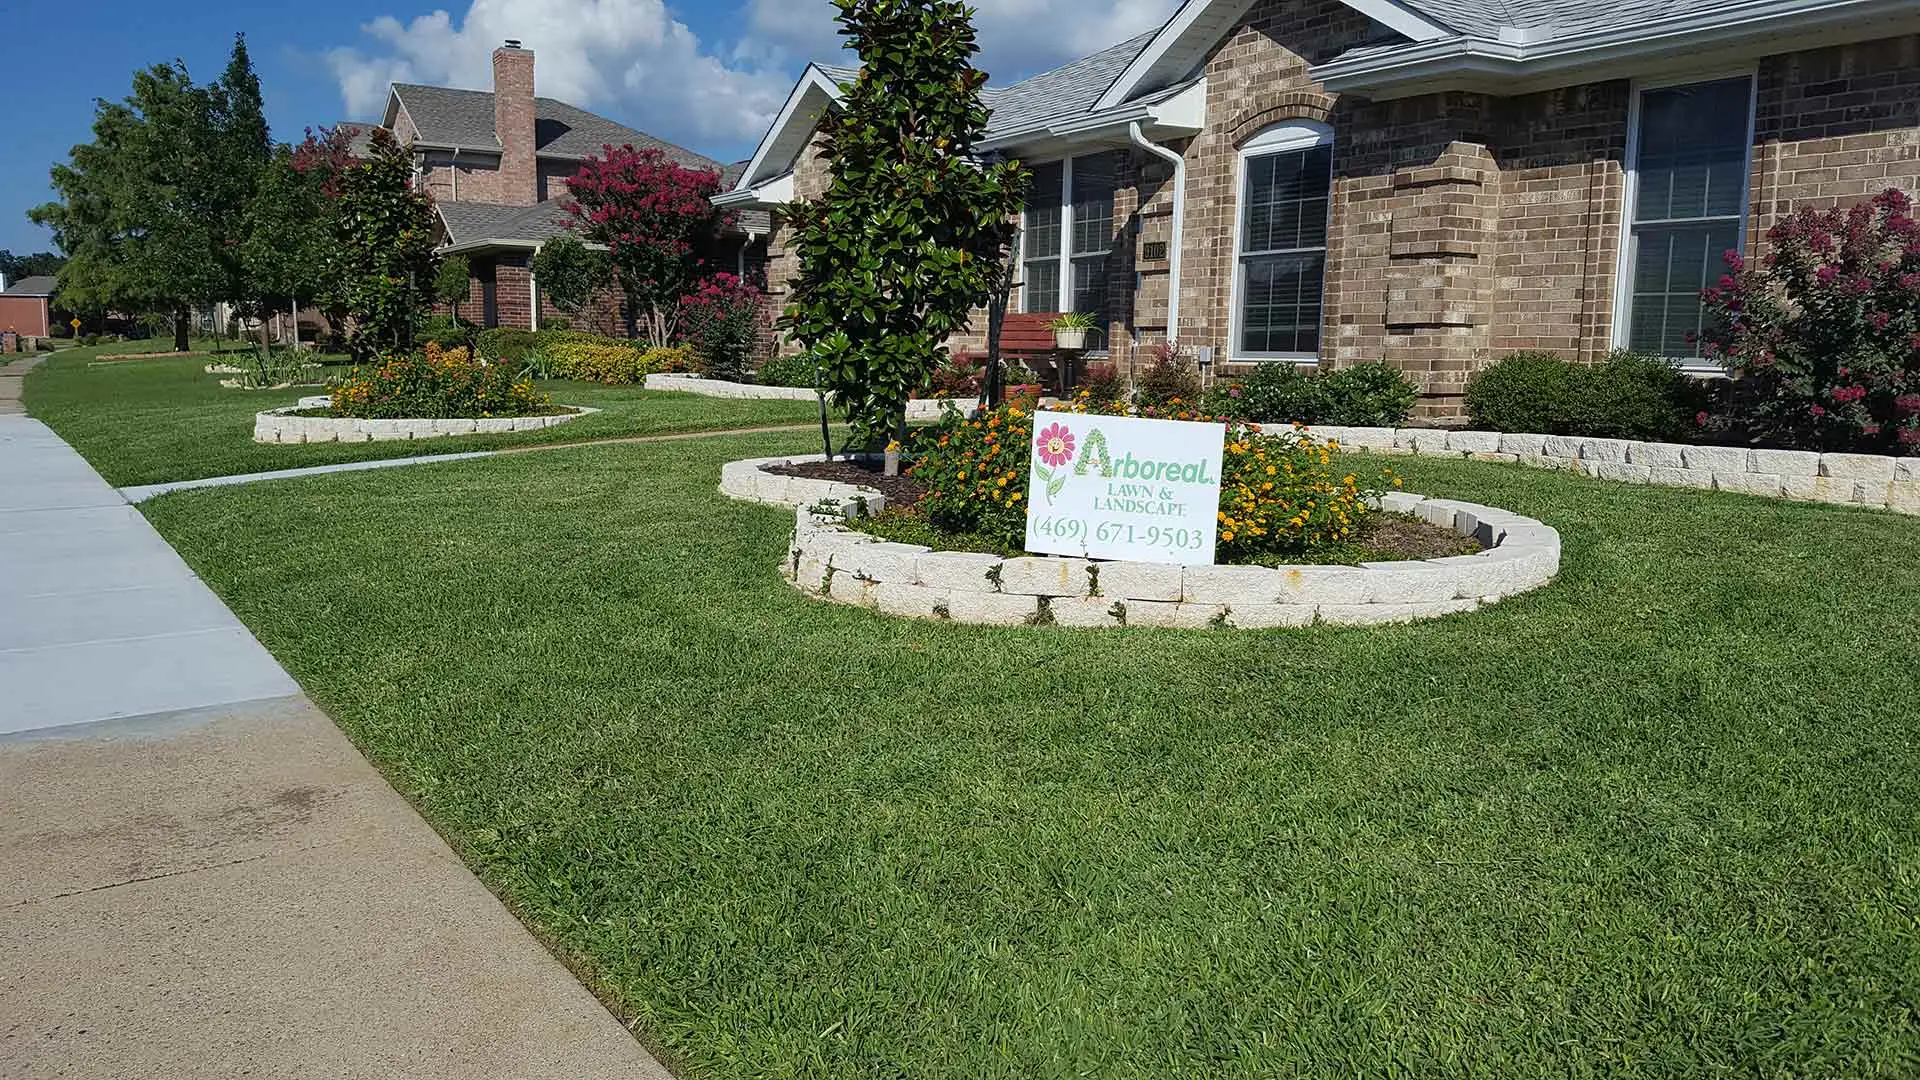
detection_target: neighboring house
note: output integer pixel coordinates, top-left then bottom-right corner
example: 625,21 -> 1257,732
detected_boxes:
0,275 -> 55,340
378,41 -> 772,333
720,0 -> 1920,415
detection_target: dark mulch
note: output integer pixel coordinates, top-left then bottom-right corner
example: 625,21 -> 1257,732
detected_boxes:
769,458 -> 927,508
1358,512 -> 1483,560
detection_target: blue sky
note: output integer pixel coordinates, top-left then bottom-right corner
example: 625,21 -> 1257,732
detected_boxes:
2,0 -> 1177,255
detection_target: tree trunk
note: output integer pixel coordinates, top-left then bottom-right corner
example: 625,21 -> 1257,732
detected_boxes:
173,307 -> 190,353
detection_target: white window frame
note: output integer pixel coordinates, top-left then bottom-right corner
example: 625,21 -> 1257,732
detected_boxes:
1228,120 -> 1335,365
1611,68 -> 1758,372
1017,154 -> 1117,315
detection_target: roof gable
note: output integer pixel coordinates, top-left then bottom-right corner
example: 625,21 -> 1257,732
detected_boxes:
385,82 -> 724,171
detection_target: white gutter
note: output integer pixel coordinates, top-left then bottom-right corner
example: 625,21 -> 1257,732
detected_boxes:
1314,0 -> 1920,94
1127,121 -> 1184,347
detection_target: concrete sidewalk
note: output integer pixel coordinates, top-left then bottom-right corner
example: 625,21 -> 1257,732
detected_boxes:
1,413 -> 673,1078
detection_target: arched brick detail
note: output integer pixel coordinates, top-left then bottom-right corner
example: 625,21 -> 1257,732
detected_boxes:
1229,92 -> 1337,146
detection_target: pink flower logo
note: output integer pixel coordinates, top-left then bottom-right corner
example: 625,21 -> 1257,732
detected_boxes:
1035,423 -> 1076,468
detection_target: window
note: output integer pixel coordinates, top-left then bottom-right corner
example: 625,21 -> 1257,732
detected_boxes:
1233,123 -> 1333,359
1621,75 -> 1754,362
1019,154 -> 1117,325
1021,162 -> 1063,315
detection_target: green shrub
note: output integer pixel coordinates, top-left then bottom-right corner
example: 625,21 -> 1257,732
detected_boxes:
545,340 -> 654,384
1074,360 -> 1125,408
475,327 -> 540,363
1227,363 -> 1326,424
1464,352 -> 1582,434
1466,350 -> 1704,439
418,315 -> 472,349
328,343 -> 549,418
756,354 -> 817,388
1214,361 -> 1420,427
1133,342 -> 1201,411
1323,362 -> 1420,426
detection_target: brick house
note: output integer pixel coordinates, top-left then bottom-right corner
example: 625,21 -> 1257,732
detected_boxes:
719,0 -> 1920,416
372,41 -> 771,334
0,276 -> 55,342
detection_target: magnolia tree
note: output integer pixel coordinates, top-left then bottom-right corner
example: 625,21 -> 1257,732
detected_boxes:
530,233 -> 612,325
778,0 -> 1027,449
323,128 -> 439,360
1702,187 -> 1920,453
562,146 -> 726,346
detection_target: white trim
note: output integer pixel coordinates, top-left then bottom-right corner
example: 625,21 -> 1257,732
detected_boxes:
732,65 -> 844,195
1095,0 -> 1446,112
1128,121 -> 1185,345
1228,121 -> 1334,365
713,171 -> 794,209
1610,69 -> 1758,371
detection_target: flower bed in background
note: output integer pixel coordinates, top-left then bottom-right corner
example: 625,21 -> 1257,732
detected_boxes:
327,343 -> 552,418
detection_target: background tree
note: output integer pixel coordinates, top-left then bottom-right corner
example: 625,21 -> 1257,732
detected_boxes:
240,142 -> 333,357
562,146 -> 725,346
322,127 -> 439,360
778,0 -> 1027,449
530,233 -> 611,324
0,251 -> 65,283
32,62 -> 226,350
209,34 -> 270,317
434,255 -> 472,324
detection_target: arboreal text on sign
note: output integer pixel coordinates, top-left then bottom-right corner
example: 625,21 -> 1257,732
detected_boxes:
1024,410 -> 1226,565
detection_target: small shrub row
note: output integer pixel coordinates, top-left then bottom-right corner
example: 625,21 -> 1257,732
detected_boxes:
1465,350 -> 1707,440
541,341 -> 692,384
756,353 -> 818,388
1211,361 -> 1419,427
328,343 -> 550,419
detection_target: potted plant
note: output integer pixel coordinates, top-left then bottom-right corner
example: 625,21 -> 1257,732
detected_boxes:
1050,311 -> 1098,351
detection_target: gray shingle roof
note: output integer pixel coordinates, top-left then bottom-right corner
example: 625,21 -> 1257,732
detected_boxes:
439,197 -> 770,247
981,31 -> 1160,134
331,122 -> 377,157
390,83 -> 726,171
2,276 -> 55,296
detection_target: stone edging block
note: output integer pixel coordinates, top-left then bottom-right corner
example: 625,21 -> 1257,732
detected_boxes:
254,400 -> 597,444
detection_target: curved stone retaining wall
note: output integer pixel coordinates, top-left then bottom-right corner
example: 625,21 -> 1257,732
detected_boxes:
721,454 -> 1561,628
1301,425 -> 1920,514
647,373 -> 974,420
254,397 -> 595,444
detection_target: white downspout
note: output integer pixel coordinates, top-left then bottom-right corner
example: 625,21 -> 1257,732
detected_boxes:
1128,121 -> 1184,346
528,243 -> 540,333
451,149 -> 459,201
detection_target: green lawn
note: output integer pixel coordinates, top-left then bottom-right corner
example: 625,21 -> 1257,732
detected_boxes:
144,433 -> 1920,1078
24,343 -> 821,486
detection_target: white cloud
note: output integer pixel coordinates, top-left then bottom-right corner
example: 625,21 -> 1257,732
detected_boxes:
327,0 -> 1181,160
745,0 -> 1179,82
326,0 -> 793,148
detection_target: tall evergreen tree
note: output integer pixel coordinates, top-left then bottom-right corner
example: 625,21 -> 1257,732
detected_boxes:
322,128 -> 439,360
778,0 -> 1027,448
32,63 -> 226,350
210,34 -> 271,317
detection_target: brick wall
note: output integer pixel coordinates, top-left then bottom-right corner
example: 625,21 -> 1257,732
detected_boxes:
420,151 -> 508,205
493,46 -> 539,206
1752,34 -> 1920,259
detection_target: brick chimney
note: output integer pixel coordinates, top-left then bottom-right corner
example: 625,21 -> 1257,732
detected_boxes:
493,40 -> 538,206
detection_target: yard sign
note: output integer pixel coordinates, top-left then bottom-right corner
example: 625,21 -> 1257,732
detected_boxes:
1025,410 -> 1226,565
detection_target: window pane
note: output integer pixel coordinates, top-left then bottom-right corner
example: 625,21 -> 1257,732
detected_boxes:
1070,154 -> 1116,256
1071,255 -> 1106,321
1238,251 -> 1324,356
1242,144 -> 1330,253
1022,260 -> 1060,314
1626,222 -> 1740,358
1023,161 -> 1063,259
1634,78 -> 1751,223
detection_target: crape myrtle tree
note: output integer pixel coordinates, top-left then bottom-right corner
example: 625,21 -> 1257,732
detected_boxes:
562,146 -> 726,347
778,0 -> 1027,449
323,127 -> 439,360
